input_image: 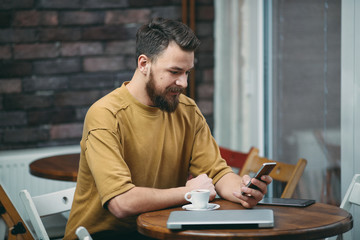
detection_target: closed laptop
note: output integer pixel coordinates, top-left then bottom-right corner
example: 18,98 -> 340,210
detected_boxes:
167,209 -> 274,230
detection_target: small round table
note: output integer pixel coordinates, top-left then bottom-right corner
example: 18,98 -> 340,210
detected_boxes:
29,153 -> 80,182
137,199 -> 353,240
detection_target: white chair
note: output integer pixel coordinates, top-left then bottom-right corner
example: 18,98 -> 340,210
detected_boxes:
19,187 -> 75,240
76,226 -> 93,240
0,183 -> 34,240
327,174 -> 360,240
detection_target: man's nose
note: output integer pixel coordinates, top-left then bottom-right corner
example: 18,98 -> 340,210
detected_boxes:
176,74 -> 188,88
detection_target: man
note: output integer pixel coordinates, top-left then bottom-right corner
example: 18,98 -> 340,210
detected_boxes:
64,18 -> 272,239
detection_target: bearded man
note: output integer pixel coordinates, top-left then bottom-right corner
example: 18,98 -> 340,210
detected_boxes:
64,17 -> 272,240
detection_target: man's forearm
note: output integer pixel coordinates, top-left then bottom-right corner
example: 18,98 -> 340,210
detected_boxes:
108,186 -> 190,218
215,172 -> 243,203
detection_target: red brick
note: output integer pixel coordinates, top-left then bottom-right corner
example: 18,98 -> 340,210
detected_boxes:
40,11 -> 58,26
61,42 -> 103,57
0,111 -> 27,127
128,0 -> 172,7
82,26 -> 137,41
55,90 -> 103,106
39,28 -> 81,41
0,29 -> 37,43
14,43 -> 58,59
14,29 -> 37,42
124,56 -> 136,70
3,127 -> 49,143
0,61 -> 32,77
197,100 -> 213,115
28,108 -> 77,125
196,83 -> 213,99
13,10 -> 40,27
69,73 -> 114,89
115,71 -> 133,85
105,9 -> 150,25
38,0 -> 80,9
152,6 -> 182,20
197,53 -> 214,68
196,22 -> 213,37
76,107 -> 88,120
83,56 -> 125,72
50,123 -> 83,140
3,94 -> 53,110
0,0 -> 34,9
198,37 -> 213,52
105,41 -> 135,55
0,46 -> 11,59
202,68 -> 214,83
23,76 -> 68,92
33,59 -> 80,75
0,30 -> 13,42
197,6 -> 214,21
60,11 -> 104,25
82,0 -> 128,9
0,79 -> 22,93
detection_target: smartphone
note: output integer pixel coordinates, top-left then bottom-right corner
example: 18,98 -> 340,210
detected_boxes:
258,198 -> 315,207
241,162 -> 276,195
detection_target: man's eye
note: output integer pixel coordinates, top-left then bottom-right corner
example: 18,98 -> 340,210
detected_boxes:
170,71 -> 179,75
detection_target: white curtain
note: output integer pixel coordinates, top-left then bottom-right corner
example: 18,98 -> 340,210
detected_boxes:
214,0 -> 264,153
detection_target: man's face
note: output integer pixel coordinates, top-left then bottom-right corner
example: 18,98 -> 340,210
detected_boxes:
146,71 -> 182,112
145,42 -> 194,112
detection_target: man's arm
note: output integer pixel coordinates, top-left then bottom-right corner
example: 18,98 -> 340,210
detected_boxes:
107,174 -> 217,218
215,172 -> 272,208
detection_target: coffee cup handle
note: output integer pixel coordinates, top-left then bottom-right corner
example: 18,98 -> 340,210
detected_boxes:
184,192 -> 192,202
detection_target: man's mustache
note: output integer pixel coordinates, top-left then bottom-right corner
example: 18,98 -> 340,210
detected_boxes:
167,86 -> 184,93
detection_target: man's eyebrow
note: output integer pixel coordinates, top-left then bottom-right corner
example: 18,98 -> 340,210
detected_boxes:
169,66 -> 194,71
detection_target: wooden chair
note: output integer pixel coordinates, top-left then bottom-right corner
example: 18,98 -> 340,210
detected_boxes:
239,148 -> 307,198
219,146 -> 257,174
0,183 -> 34,240
19,187 -> 75,240
327,174 -> 360,240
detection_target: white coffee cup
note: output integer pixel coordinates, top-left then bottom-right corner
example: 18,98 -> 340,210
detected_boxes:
184,189 -> 210,209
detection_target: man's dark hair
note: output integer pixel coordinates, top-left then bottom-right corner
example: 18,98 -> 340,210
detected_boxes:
135,17 -> 201,65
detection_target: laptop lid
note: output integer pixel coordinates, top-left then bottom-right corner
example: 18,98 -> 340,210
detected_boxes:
167,209 -> 274,230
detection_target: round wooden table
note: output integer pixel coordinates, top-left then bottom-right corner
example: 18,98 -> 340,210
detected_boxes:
137,199 -> 353,240
29,153 -> 80,182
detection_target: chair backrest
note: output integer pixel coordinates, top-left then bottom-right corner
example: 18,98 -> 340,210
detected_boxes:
76,226 -> 93,240
340,174 -> 360,210
0,183 -> 34,240
219,147 -> 257,173
239,148 -> 307,198
326,174 -> 360,240
19,187 -> 75,240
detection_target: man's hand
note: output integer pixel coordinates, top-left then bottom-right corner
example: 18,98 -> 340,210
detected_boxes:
215,173 -> 273,208
233,174 -> 272,208
185,174 -> 217,201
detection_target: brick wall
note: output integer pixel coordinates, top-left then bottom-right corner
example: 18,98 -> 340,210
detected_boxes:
0,0 -> 214,150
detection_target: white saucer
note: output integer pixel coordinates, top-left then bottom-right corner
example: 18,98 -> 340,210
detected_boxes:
182,203 -> 220,211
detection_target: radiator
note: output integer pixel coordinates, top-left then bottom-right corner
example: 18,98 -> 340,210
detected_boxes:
0,145 -> 79,221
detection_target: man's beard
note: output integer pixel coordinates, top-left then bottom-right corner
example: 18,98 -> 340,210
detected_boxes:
145,72 -> 184,113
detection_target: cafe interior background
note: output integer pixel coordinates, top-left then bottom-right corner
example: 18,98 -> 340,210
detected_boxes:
0,0 -> 359,239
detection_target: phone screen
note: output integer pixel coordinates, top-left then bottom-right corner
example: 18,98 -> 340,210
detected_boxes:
241,162 -> 276,195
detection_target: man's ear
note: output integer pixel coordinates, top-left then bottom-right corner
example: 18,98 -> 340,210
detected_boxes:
138,55 -> 150,75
